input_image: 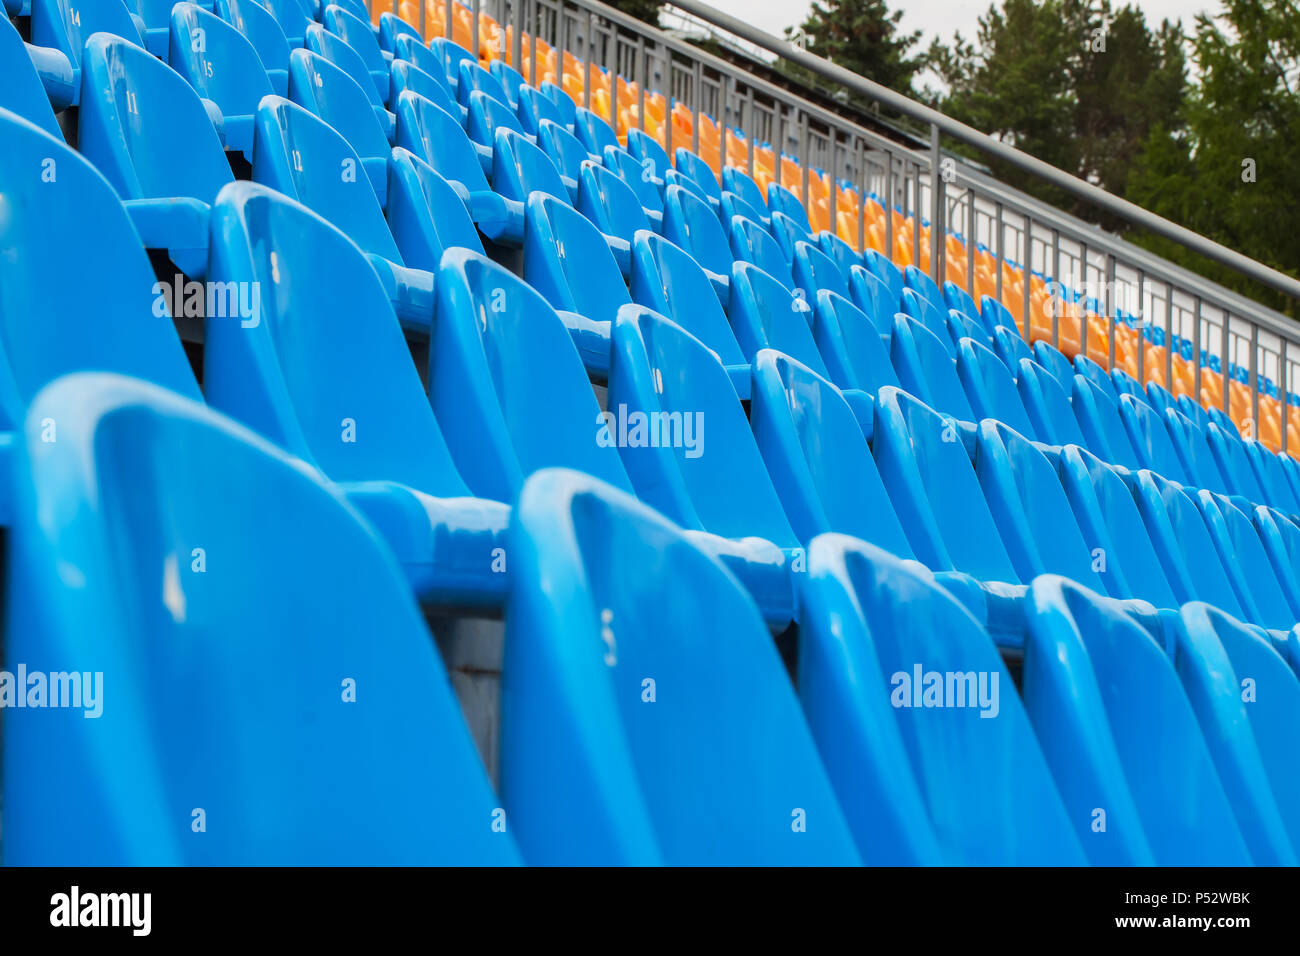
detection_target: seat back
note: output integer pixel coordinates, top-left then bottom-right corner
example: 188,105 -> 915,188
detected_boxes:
889,314 -> 976,422
872,387 -> 1019,582
503,468 -> 858,865
955,338 -> 1037,439
6,373 -> 517,865
206,182 -> 469,497
798,536 -> 1083,864
629,232 -> 746,366
662,184 -> 731,277
79,34 -> 233,206
608,307 -> 797,548
432,249 -> 634,501
729,261 -> 829,376
385,147 -> 483,271
729,216 -> 794,290
1021,577 -> 1251,865
750,352 -> 912,554
523,192 -> 629,318
577,160 -> 652,246
0,15 -> 64,137
810,291 -> 899,392
0,109 -> 201,431
252,95 -> 401,261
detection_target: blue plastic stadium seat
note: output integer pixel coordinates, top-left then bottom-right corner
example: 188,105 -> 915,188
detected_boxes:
1245,441 -> 1300,514
673,146 -> 722,205
942,281 -> 984,328
981,294 -> 1022,337
577,160 -> 658,247
846,265 -> 894,337
628,231 -> 750,395
889,313 -> 977,423
394,91 -> 523,242
205,181 -> 506,603
1172,603 -> 1300,863
662,184 -> 731,298
721,165 -> 767,210
818,231 -> 862,283
720,190 -> 768,234
626,126 -> 671,180
729,217 -> 794,291
323,3 -> 391,102
516,82 -> 566,135
903,264 -> 945,315
1020,577 -> 1253,865
1133,470 -> 1247,616
489,60 -> 525,108
390,57 -> 463,121
31,0 -> 145,90
1073,353 -> 1120,403
5,373 -> 519,865
384,146 -> 484,271
792,240 -> 850,304
522,192 -> 629,370
862,249 -> 903,311
945,308 -> 993,352
0,16 -> 66,137
1195,490 -> 1298,630
767,182 -> 812,236
304,23 -> 392,137
573,105 -> 619,157
810,291 -> 899,394
1068,375 -> 1138,467
608,306 -> 801,560
456,59 -> 510,110
993,323 -> 1034,370
393,32 -> 444,77
377,10 -> 420,54
749,351 -> 912,555
430,249 -> 636,504
255,0 -> 311,48
535,119 -> 589,196
899,288 -> 951,350
1118,391 -> 1192,483
604,143 -> 665,216
976,421 -> 1110,592
729,262 -> 833,383
77,34 -> 232,276
0,107 -> 201,456
872,386 -> 1021,586
955,338 -> 1037,439
1017,358 -> 1087,448
1030,339 -> 1075,392
169,3 -> 275,161
215,0 -> 290,95
252,96 -> 435,328
1207,421 -> 1269,503
797,536 -> 1084,864
537,79 -> 576,128
502,468 -> 858,865
1162,405 -> 1233,495
1055,445 -> 1179,608
467,88 -> 529,155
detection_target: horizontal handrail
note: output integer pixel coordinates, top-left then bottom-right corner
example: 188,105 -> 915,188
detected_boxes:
666,0 -> 1300,304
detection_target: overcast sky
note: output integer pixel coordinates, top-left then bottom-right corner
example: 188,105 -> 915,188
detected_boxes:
685,0 -> 1212,51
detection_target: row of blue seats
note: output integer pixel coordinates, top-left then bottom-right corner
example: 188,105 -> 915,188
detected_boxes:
8,368 -> 1299,865
3,3 -> 1298,866
11,5 -> 1300,642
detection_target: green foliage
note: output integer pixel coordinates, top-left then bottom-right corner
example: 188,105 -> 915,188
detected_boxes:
601,0 -> 662,28
781,0 -> 925,98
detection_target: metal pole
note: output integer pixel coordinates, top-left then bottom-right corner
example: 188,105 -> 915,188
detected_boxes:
1051,229 -> 1060,351
1022,218 -> 1033,340
928,124 -> 941,283
1221,310 -> 1231,415
1282,338 -> 1290,456
1249,321 -> 1259,439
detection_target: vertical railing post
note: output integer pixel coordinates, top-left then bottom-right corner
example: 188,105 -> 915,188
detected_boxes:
928,123 -> 942,283
1249,321 -> 1259,440
1282,338 -> 1290,457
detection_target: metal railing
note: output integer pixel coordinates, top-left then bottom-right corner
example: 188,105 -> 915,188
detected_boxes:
400,0 -> 1300,452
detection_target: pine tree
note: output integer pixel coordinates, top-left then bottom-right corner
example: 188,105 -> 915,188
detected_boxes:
783,0 -> 924,97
